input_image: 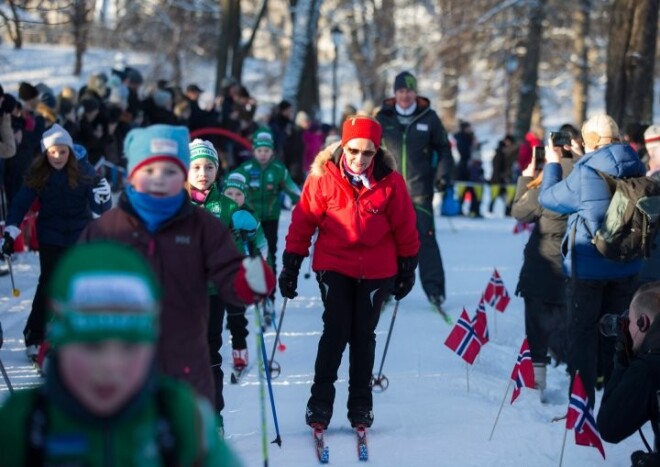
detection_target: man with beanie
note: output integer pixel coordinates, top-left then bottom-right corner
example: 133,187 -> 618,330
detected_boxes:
539,113 -> 646,406
6,81 -> 45,205
0,241 -> 242,466
376,71 -> 453,312
639,124 -> 660,283
279,115 -> 419,433
80,124 -> 276,418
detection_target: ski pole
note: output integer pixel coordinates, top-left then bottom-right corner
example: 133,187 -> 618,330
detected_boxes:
268,298 -> 288,378
0,358 -> 13,394
6,256 -> 20,297
242,236 -> 282,449
371,299 -> 400,392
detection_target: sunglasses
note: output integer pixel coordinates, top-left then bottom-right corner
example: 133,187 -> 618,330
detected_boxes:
344,147 -> 377,158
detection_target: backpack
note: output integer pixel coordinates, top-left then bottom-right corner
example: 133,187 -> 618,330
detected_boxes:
592,171 -> 660,262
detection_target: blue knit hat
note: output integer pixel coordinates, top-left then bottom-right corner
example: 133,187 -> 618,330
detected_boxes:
124,124 -> 190,177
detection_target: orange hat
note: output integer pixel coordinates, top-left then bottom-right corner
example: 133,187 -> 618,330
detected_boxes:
341,115 -> 382,149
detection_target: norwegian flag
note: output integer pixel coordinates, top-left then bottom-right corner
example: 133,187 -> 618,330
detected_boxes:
510,338 -> 535,403
483,269 -> 511,312
566,372 -> 606,459
444,308 -> 482,364
471,297 -> 489,345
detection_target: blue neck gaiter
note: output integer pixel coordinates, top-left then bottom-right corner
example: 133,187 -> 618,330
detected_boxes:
125,186 -> 185,233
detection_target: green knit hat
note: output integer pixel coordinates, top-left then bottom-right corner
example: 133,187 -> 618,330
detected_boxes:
223,172 -> 248,194
189,138 -> 219,167
47,241 -> 161,348
252,127 -> 275,150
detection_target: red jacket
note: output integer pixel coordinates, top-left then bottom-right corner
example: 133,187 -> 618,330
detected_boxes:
285,144 -> 419,279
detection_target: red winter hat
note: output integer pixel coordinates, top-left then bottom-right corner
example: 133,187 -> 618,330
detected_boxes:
341,115 -> 382,149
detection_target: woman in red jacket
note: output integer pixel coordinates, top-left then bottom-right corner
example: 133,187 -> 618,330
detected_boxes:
279,115 -> 420,431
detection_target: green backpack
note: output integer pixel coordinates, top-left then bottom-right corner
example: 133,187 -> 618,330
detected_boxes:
593,171 -> 660,262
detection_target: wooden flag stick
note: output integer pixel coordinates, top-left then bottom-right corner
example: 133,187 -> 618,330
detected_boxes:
489,379 -> 512,441
466,362 -> 470,392
559,427 -> 569,467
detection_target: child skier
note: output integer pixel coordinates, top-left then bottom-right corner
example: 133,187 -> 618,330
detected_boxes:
79,124 -> 275,435
1,124 -> 111,361
0,241 -> 242,466
223,172 -> 269,371
232,127 -> 301,326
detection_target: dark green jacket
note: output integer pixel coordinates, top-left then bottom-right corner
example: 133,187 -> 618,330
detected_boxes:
0,375 -> 242,466
232,159 -> 301,221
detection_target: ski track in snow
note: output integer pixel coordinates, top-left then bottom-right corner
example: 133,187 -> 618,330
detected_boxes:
0,208 -> 645,466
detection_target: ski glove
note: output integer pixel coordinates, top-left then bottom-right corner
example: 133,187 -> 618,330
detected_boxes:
231,210 -> 258,238
392,256 -> 418,301
1,225 -> 21,257
279,251 -> 304,299
93,177 -> 111,204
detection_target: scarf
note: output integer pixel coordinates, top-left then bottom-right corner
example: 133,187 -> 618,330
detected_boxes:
125,186 -> 185,233
190,188 -> 209,204
395,102 -> 417,126
342,156 -> 374,189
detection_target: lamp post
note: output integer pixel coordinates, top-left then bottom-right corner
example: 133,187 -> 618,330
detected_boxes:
330,25 -> 343,128
504,54 -> 518,134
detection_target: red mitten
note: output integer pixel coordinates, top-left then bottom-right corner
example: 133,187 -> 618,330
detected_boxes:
234,257 -> 276,303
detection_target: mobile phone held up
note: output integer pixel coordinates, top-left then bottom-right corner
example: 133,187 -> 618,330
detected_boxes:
533,146 -> 545,170
550,131 -> 571,147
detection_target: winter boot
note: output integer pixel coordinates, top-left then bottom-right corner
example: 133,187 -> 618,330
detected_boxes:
533,362 -> 547,403
25,344 -> 39,362
348,407 -> 374,428
262,297 -> 275,330
232,348 -> 248,371
305,403 -> 333,429
217,413 -> 224,439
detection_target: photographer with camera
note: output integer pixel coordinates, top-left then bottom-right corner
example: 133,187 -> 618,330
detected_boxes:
597,282 -> 660,467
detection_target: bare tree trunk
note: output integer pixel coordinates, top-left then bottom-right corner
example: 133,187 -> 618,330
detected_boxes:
282,0 -> 323,114
216,0 -> 240,95
232,0 -> 269,81
606,0 -> 658,128
8,1 -> 23,49
513,0 -> 546,142
72,0 -> 92,76
572,0 -> 590,127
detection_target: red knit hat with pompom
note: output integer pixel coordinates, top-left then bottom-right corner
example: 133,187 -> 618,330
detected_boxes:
341,115 -> 382,149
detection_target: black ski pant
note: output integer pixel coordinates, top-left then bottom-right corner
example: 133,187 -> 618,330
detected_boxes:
566,275 -> 638,407
261,219 -> 279,300
308,270 -> 394,424
524,296 -> 568,365
24,243 -> 68,347
413,195 -> 446,300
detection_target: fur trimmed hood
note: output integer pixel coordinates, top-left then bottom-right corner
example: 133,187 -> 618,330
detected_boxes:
309,142 -> 398,179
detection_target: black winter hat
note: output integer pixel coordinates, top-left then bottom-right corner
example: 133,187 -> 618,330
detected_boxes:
393,71 -> 417,93
1,94 -> 16,114
18,82 -> 39,101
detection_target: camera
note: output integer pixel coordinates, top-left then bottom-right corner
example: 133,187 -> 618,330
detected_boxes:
550,131 -> 571,147
533,146 -> 545,170
600,311 -> 630,337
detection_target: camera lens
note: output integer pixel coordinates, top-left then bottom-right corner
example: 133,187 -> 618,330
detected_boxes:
600,314 -> 622,337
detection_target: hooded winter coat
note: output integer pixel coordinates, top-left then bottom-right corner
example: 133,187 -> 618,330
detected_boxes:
79,193 -> 247,404
539,143 -> 646,279
284,144 -> 419,279
376,96 -> 453,197
512,157 -> 574,304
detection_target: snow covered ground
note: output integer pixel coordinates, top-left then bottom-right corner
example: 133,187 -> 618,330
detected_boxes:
0,206 -> 646,467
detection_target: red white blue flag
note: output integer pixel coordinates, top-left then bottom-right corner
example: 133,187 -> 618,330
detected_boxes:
510,338 -> 535,403
566,372 -> 606,459
471,296 -> 489,345
444,308 -> 482,365
484,268 -> 511,312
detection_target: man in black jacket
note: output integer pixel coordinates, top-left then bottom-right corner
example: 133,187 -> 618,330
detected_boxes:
376,71 -> 453,309
597,281 -> 660,465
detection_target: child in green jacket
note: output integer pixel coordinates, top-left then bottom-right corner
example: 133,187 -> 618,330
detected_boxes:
0,241 -> 243,466
232,127 -> 301,323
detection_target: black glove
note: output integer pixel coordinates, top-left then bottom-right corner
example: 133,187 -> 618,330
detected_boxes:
392,256 -> 418,301
278,251 -> 304,299
1,232 -> 14,257
631,451 -> 660,467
